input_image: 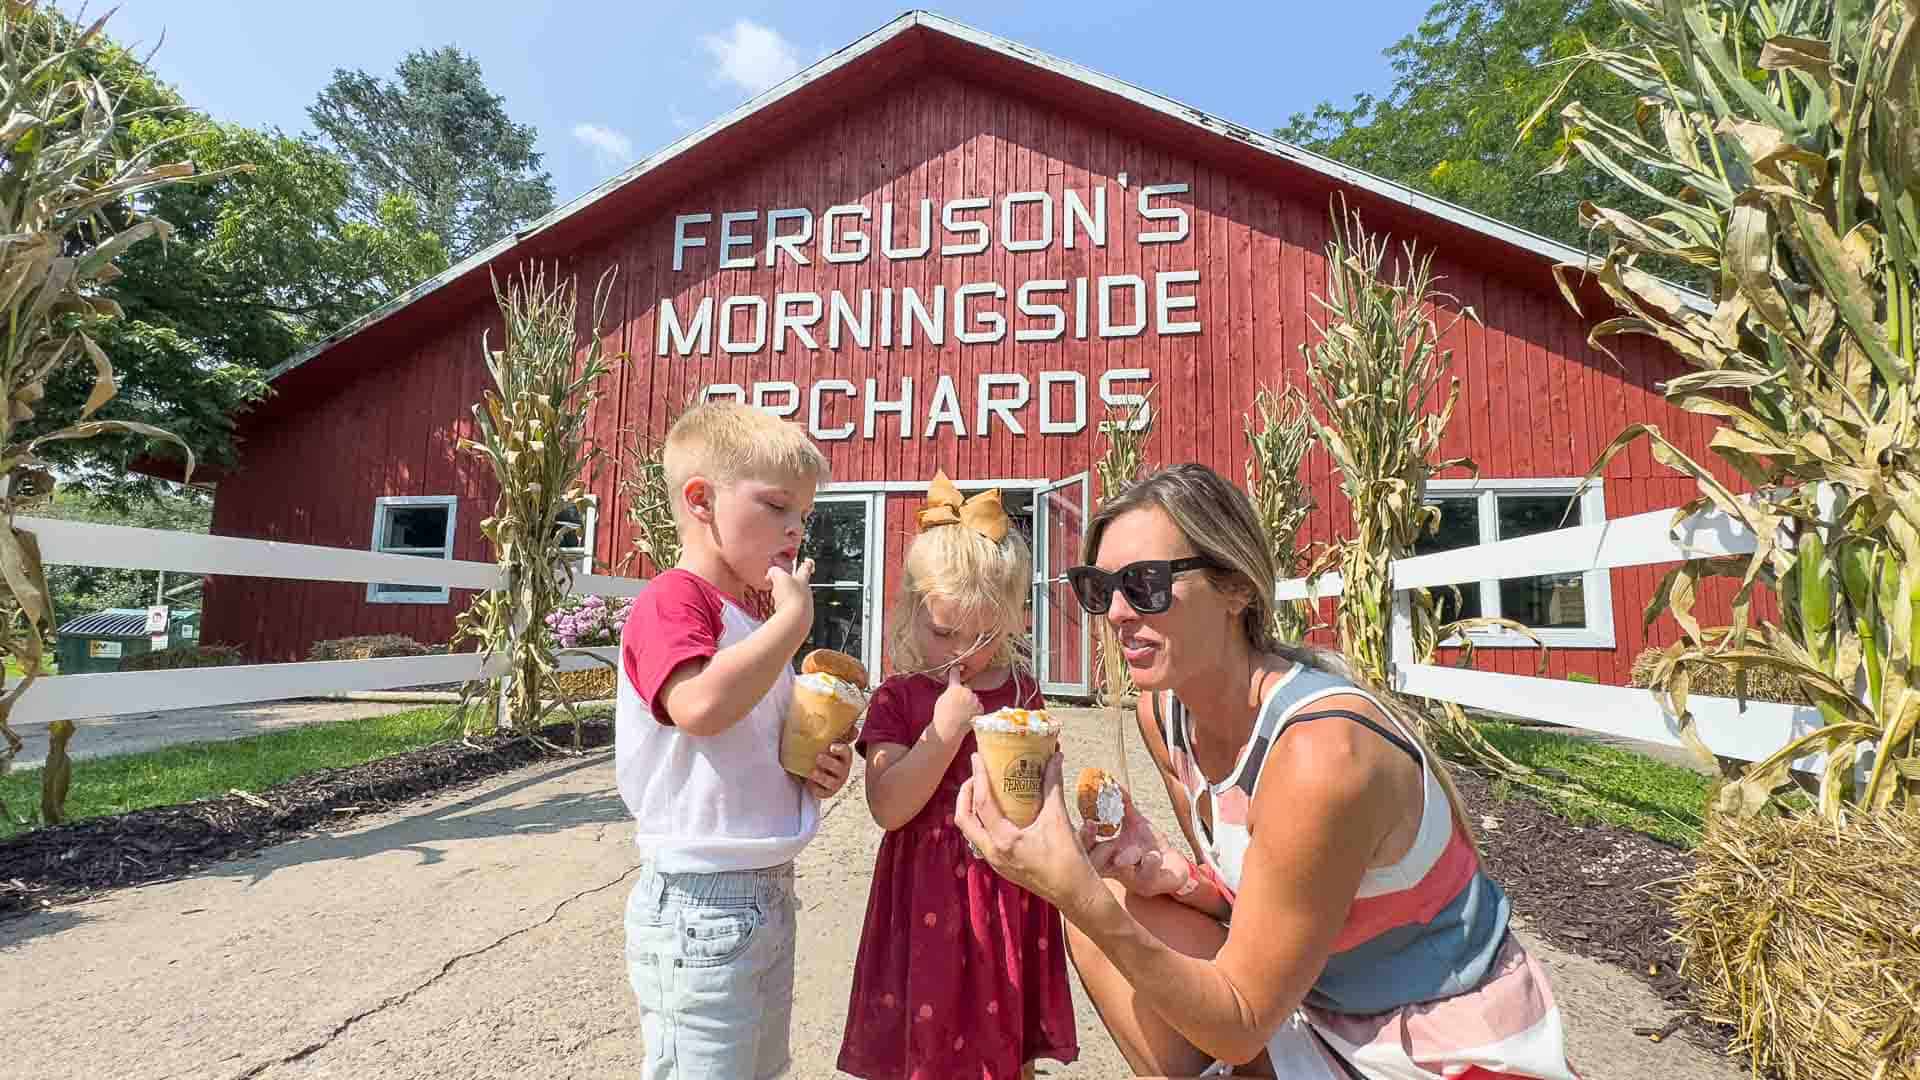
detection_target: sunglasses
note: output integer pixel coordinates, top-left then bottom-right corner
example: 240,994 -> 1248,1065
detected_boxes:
1064,557 -> 1221,615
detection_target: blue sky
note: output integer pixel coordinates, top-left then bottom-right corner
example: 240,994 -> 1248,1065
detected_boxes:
104,2 -> 1433,209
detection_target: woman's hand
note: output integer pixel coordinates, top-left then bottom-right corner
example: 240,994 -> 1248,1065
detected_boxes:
955,751 -> 1103,913
1080,791 -> 1196,900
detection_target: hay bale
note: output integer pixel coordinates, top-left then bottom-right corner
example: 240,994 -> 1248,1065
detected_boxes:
120,643 -> 243,671
552,668 -> 615,702
1629,646 -> 1808,706
1675,807 -> 1920,1080
307,634 -> 430,662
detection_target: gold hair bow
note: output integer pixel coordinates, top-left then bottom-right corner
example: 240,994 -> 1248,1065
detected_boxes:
916,469 -> 1009,542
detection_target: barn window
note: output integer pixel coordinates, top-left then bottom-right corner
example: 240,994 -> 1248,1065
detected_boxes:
1415,480 -> 1615,649
554,497 -> 598,576
367,496 -> 459,604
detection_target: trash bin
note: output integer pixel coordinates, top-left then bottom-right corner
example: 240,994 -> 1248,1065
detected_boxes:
54,607 -> 200,674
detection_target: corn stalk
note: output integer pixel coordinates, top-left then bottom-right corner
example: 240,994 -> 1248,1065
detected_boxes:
0,3 -> 236,821
1091,384 -> 1158,711
1301,203 -> 1544,781
452,264 -> 621,740
1537,0 -> 1920,819
1243,386 -> 1318,641
618,427 -> 680,577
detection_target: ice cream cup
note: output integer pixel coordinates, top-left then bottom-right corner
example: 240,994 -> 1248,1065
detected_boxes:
971,707 -> 1062,826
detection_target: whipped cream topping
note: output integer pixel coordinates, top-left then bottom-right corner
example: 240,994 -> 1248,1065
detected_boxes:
1092,777 -> 1125,827
795,671 -> 868,707
972,707 -> 1062,736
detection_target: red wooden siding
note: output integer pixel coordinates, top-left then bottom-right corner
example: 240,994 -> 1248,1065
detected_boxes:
205,70 -> 1765,687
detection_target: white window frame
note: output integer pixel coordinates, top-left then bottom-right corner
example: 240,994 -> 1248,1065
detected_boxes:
555,496 -> 599,576
1423,478 -> 1615,649
367,495 -> 459,604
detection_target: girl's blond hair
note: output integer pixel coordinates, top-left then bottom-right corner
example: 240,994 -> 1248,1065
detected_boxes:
885,521 -> 1033,677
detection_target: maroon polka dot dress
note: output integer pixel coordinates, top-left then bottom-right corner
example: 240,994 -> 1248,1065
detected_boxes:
836,672 -> 1080,1079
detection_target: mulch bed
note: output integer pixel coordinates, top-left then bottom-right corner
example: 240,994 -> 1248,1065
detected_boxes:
1450,767 -> 1720,1048
0,719 -> 611,920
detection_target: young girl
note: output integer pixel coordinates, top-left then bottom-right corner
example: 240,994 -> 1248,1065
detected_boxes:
836,471 -> 1079,1080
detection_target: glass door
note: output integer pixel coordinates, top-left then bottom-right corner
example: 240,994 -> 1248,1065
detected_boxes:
1035,472 -> 1091,697
797,492 -> 879,678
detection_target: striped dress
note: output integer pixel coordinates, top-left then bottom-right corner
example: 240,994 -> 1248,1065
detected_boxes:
1155,663 -> 1580,1080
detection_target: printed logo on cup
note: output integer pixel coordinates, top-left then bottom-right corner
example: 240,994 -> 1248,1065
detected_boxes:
1001,755 -> 1047,800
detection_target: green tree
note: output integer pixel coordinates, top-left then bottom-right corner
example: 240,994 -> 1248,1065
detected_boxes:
309,46 -> 556,260
19,22 -> 449,502
41,487 -> 211,625
1277,0 -> 1674,254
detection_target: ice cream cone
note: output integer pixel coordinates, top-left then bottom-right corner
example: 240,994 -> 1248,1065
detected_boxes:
972,708 -> 1062,826
782,673 -> 865,779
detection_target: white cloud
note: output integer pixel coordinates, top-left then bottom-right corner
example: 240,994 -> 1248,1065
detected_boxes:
668,105 -> 696,132
572,122 -> 634,165
701,19 -> 803,95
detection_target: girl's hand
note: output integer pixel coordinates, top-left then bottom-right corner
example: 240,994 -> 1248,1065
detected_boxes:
1081,795 -> 1195,900
955,751 -> 1101,912
931,665 -> 981,741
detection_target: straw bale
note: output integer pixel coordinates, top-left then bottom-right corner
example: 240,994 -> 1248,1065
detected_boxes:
1675,807 -> 1920,1080
1630,647 -> 1808,706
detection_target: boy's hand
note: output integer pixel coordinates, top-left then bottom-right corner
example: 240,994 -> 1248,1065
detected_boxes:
767,558 -> 815,625
806,741 -> 854,798
932,665 -> 982,740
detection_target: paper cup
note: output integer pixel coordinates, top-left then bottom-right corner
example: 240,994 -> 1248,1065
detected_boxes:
782,680 -> 861,779
972,713 -> 1060,826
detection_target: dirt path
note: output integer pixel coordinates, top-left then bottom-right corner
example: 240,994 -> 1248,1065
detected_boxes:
0,714 -> 1740,1078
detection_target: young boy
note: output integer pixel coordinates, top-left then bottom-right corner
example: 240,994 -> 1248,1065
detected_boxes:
617,401 -> 854,1079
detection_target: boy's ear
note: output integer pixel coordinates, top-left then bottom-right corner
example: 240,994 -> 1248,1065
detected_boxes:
682,477 -> 716,523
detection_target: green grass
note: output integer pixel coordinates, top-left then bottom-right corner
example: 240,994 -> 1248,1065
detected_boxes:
1474,720 -> 1716,848
4,655 -> 57,679
0,705 -> 463,839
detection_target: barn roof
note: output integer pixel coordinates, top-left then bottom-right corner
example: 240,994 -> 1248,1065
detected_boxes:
250,10 -> 1691,424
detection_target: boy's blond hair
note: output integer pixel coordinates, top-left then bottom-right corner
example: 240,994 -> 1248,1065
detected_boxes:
662,401 -> 831,524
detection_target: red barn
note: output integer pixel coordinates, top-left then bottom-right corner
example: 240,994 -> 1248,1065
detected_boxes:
192,12 -> 1748,694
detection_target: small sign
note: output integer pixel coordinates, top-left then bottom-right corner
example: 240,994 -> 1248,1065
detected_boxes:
151,633 -> 170,650
144,605 -> 170,634
88,640 -> 123,659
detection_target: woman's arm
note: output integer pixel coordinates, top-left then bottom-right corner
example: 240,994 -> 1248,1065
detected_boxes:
962,711 -> 1409,1065
865,668 -> 978,830
1085,692 -> 1231,920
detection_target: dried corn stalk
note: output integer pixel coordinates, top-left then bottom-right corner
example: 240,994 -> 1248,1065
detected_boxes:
620,427 -> 680,577
1537,0 -> 1920,818
452,264 -> 621,739
0,3 -> 233,818
1301,203 -> 1541,779
1091,384 -> 1157,711
1243,386 -> 1318,641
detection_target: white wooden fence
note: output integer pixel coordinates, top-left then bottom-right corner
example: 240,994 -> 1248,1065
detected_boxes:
1275,503 -> 1825,772
15,516 -> 639,726
19,501 -> 1824,773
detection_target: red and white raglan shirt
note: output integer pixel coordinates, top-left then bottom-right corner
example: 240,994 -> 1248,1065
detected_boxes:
615,569 -> 818,873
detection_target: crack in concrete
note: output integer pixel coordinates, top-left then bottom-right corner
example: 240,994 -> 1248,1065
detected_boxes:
229,866 -> 640,1080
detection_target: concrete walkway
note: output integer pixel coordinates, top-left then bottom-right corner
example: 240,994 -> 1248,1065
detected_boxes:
9,699 -> 426,770
0,717 -> 1744,1079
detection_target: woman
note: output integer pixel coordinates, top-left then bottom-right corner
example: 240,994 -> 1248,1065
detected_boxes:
955,464 -> 1578,1079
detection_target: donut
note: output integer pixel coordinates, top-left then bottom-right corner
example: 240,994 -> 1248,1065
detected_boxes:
801,648 -> 870,690
1076,767 -> 1126,841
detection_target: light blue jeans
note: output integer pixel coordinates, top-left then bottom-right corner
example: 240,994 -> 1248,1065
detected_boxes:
624,861 -> 797,1080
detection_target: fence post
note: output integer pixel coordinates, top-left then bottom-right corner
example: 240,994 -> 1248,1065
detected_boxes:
1389,591 -> 1414,689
